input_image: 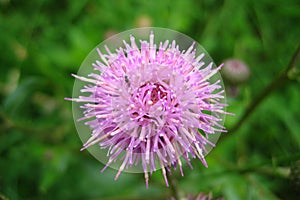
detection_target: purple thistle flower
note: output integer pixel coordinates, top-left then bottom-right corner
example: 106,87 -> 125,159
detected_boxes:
66,29 -> 229,187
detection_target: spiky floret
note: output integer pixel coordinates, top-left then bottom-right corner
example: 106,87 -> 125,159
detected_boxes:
67,32 -> 228,187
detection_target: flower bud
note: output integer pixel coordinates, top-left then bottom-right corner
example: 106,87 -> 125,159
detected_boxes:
135,15 -> 153,27
104,29 -> 118,39
221,59 -> 250,84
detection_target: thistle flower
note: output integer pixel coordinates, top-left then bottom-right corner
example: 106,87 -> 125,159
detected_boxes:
66,29 -> 229,187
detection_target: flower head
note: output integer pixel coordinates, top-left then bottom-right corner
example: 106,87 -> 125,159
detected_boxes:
67,29 -> 229,187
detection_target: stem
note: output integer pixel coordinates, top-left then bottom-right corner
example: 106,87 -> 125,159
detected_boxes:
206,152 -> 300,178
168,173 -> 184,200
228,43 -> 300,134
98,195 -> 168,200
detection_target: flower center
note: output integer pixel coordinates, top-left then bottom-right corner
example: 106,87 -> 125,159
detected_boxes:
129,82 -> 167,126
148,83 -> 167,104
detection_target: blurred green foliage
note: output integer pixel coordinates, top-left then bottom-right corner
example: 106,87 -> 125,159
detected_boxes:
1,0 -> 300,199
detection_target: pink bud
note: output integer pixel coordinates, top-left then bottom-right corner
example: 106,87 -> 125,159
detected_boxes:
221,59 -> 250,84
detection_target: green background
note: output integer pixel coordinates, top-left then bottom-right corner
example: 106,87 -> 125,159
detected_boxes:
0,0 -> 300,199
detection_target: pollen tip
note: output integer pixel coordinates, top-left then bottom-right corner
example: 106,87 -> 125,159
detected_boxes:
115,170 -> 122,180
80,147 -> 86,151
144,172 -> 149,188
101,165 -> 108,173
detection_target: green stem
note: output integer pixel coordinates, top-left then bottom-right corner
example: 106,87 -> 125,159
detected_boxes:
168,173 -> 182,200
227,43 -> 300,134
207,152 -> 300,178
